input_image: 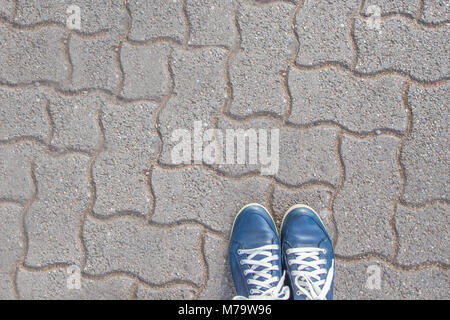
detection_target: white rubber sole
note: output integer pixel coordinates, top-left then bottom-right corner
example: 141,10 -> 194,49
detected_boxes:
280,204 -> 325,232
229,203 -> 278,240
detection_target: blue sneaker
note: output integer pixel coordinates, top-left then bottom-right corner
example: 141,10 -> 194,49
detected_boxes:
229,203 -> 290,300
281,205 -> 335,300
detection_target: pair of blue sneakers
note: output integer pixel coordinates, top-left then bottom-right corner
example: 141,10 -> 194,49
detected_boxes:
229,203 -> 335,300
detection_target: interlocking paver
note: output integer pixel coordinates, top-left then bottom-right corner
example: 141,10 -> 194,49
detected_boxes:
93,154 -> 151,216
199,234 -> 234,300
288,67 -> 407,133
92,102 -> 160,217
16,267 -> 134,299
0,204 -> 23,300
127,0 -> 185,43
136,285 -> 196,300
68,34 -> 120,92
294,0 -> 359,67
271,185 -> 336,242
421,0 -> 450,24
0,24 -> 68,85
13,0 -> 127,35
0,0 -> 14,19
354,17 -> 450,82
46,92 -> 103,153
151,166 -> 271,233
158,47 -> 227,165
185,0 -> 236,47
334,135 -> 400,257
335,259 -> 449,299
24,153 -> 90,267
0,88 -> 50,142
271,185 -> 332,219
0,142 -> 42,203
83,216 -> 203,285
401,84 -> 449,204
228,1 -> 295,117
361,0 -> 419,17
215,118 -> 340,186
395,203 -> 449,265
1,0 -> 448,300
119,42 -> 171,100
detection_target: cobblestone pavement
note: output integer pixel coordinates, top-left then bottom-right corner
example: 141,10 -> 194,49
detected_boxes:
0,0 -> 448,300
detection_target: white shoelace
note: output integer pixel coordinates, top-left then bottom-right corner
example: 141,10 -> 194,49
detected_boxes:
233,244 -> 290,300
287,247 -> 334,300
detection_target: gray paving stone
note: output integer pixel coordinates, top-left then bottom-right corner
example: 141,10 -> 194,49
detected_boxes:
199,234 -> 234,300
0,204 -> 23,300
169,47 -> 228,99
361,0 -> 419,17
151,166 -> 271,233
354,17 -> 450,82
288,67 -> 407,133
127,0 -> 185,42
334,135 -> 401,257
68,34 -> 120,92
237,1 -> 295,61
401,84 -> 449,204
0,142 -> 42,203
185,0 -> 236,47
229,55 -> 288,118
214,117 -> 274,176
100,102 -> 160,155
295,0 -> 359,67
136,285 -> 196,300
0,24 -> 67,85
93,154 -> 151,217
0,88 -> 50,142
395,203 -> 449,265
271,185 -> 336,243
158,47 -> 227,165
229,1 -> 295,117
24,153 -> 90,267
271,185 -> 333,219
421,0 -> 450,24
119,42 -> 170,100
16,267 -> 134,299
83,216 -> 203,285
0,0 -> 14,19
0,0 -> 448,300
13,0 -> 127,35
93,102 -> 160,217
215,118 -> 340,186
47,92 -> 103,153
335,259 -> 449,299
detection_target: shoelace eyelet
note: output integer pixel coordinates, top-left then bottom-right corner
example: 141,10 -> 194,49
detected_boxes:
232,244 -> 290,300
237,249 -> 243,254
296,290 -> 301,296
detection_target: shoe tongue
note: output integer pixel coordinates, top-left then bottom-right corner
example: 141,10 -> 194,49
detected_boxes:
299,257 -> 319,274
248,251 -> 278,290
294,253 -> 326,283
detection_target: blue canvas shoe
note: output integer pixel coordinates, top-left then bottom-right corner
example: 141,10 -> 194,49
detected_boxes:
281,205 -> 335,300
229,203 -> 290,300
